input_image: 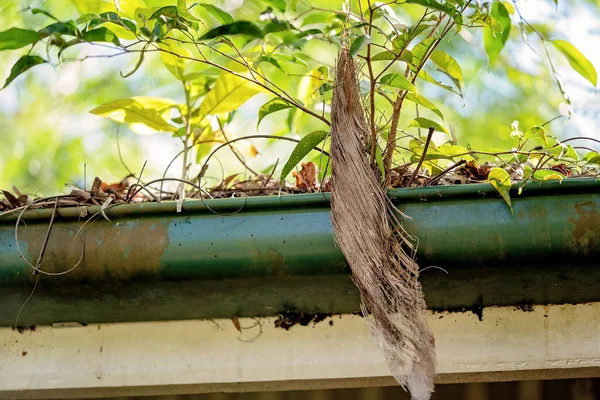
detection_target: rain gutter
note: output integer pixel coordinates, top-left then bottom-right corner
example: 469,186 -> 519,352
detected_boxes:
0,178 -> 598,327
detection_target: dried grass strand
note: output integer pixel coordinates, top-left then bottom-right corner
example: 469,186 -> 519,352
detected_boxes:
329,47 -> 435,400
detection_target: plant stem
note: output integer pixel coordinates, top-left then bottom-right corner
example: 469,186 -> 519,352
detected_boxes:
180,81 -> 192,201
406,127 -> 435,186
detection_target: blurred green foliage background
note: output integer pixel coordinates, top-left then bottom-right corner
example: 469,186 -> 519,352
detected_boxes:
0,0 -> 599,195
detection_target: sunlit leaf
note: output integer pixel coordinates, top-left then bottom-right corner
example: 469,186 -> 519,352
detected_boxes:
430,50 -> 463,88
176,0 -> 201,21
257,98 -> 294,128
484,2 -> 511,64
193,3 -> 234,24
408,117 -> 449,135
200,21 -> 263,40
552,40 -> 597,87
405,93 -> 444,121
371,49 -> 413,63
525,125 -> 547,146
196,125 -> 223,163
411,37 -> 435,66
90,97 -> 177,132
563,145 -> 578,160
2,55 -> 46,89
158,41 -> 191,80
350,34 -> 371,58
150,5 -> 178,19
298,66 -> 328,104
379,73 -> 417,93
264,0 -> 287,13
70,0 -> 146,19
437,144 -> 474,161
198,70 -> 265,119
583,151 -> 600,165
280,130 -> 329,181
417,69 -> 462,97
488,167 -> 513,213
0,28 -> 40,51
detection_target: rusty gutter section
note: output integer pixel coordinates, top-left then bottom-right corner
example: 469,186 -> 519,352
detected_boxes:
0,178 -> 598,326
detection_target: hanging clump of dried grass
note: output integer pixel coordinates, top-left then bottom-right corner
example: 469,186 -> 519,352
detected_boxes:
329,40 -> 436,400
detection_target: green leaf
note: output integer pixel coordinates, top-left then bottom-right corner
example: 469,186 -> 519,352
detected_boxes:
200,21 -> 263,40
253,55 -> 284,72
0,28 -> 40,51
411,37 -> 435,66
89,97 -> 178,132
280,130 -> 329,181
583,151 -> 600,165
158,41 -> 191,80
533,169 -> 565,182
39,22 -> 77,37
264,0 -> 287,12
257,98 -> 294,128
176,0 -> 201,21
488,167 -> 513,213
552,40 -> 597,86
379,73 -> 417,93
430,50 -> 463,88
408,117 -> 449,135
29,7 -> 60,21
350,34 -> 371,58
518,165 -> 533,195
150,5 -> 179,19
525,125 -> 547,146
563,145 -> 578,161
417,69 -> 462,97
2,55 -> 46,89
194,3 -> 234,24
371,49 -> 413,63
198,70 -> 265,119
121,47 -> 145,78
437,144 -> 474,161
405,0 -> 462,25
298,66 -> 328,104
405,93 -> 444,121
82,27 -> 120,45
484,2 -> 511,64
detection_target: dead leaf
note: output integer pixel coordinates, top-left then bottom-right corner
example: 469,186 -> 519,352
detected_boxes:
69,188 -> 92,201
231,317 -> 242,333
91,177 -> 102,194
293,162 -> 319,189
550,163 -> 572,176
248,144 -> 259,158
2,190 -> 22,208
462,161 -> 491,181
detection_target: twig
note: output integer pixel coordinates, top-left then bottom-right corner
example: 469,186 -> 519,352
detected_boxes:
216,118 -> 259,176
425,159 -> 466,186
264,159 -> 279,186
406,127 -> 435,186
126,160 -> 147,202
33,197 -> 59,275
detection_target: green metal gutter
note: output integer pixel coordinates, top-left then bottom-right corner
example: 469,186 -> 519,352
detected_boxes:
0,178 -> 598,326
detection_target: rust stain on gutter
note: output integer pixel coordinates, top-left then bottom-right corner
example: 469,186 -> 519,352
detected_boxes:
567,201 -> 600,255
21,219 -> 169,282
